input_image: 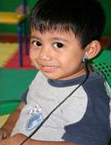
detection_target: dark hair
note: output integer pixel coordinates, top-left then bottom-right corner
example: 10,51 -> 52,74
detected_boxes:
30,0 -> 106,48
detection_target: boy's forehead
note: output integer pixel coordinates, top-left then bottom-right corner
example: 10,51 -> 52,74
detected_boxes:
31,28 -> 76,37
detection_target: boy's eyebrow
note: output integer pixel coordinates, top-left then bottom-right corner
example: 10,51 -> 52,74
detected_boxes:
51,37 -> 69,42
30,36 -> 40,39
30,36 -> 69,42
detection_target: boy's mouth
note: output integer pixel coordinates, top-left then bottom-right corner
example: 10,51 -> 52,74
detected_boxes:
39,64 -> 58,72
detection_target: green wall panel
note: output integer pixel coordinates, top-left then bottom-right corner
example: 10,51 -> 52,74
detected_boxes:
99,0 -> 110,36
0,69 -> 37,115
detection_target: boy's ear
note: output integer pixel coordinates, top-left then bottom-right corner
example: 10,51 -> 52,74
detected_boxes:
85,40 -> 101,60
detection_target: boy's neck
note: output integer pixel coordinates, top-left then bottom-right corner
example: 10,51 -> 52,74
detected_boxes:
58,67 -> 87,81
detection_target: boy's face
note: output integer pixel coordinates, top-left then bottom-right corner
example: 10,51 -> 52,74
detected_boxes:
30,29 -> 86,80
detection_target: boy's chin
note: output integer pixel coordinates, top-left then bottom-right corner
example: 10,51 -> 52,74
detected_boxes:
41,71 -> 60,80
41,71 -> 72,80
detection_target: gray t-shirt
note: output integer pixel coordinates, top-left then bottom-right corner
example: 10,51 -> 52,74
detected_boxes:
11,71 -> 111,145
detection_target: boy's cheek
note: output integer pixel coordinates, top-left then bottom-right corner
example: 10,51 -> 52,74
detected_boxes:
29,52 -> 36,62
30,50 -> 39,61
30,57 -> 40,70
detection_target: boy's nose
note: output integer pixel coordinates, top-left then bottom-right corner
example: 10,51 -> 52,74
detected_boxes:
39,48 -> 52,61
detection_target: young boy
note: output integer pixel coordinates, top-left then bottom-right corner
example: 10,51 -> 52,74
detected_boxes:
1,0 -> 111,145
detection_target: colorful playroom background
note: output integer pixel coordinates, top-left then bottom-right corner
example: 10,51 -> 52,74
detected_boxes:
1,0 -> 39,122
0,0 -> 111,144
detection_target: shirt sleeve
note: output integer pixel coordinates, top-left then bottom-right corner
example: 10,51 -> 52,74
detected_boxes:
62,120 -> 110,145
62,101 -> 110,145
62,75 -> 111,145
21,89 -> 29,104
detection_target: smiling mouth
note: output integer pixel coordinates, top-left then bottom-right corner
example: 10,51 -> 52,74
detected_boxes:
39,65 -> 58,72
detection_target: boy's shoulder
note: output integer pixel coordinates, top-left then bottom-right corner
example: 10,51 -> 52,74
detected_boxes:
85,71 -> 106,85
83,71 -> 111,100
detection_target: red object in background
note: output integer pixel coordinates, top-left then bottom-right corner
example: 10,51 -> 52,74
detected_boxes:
5,44 -> 35,70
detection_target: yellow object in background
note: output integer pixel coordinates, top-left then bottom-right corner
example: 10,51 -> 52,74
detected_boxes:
0,43 -> 18,67
0,115 -> 10,127
1,12 -> 26,24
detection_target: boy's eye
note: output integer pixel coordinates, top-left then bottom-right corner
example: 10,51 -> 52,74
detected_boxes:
53,42 -> 64,48
31,40 -> 42,47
